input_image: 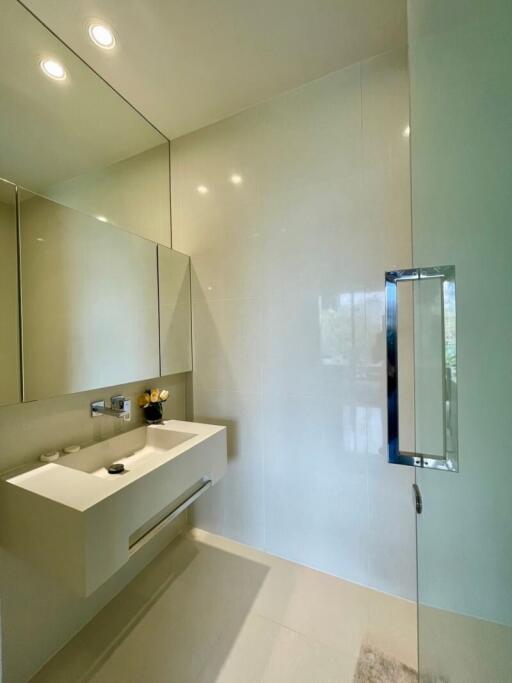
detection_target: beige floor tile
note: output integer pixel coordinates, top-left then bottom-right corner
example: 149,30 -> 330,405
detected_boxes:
191,528 -> 367,654
365,587 -> 418,670
31,534 -> 269,683
86,541 -> 270,683
252,558 -> 369,657
418,605 -> 512,683
192,529 -> 405,661
197,613 -> 358,683
30,529 -> 418,683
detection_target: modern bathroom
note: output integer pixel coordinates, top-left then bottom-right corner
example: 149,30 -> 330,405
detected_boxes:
0,1 -> 510,681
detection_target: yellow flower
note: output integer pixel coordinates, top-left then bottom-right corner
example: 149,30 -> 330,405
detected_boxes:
138,393 -> 150,407
150,389 -> 160,403
159,389 -> 169,401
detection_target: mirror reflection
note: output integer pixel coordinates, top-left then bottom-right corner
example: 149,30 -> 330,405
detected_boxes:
0,0 -> 192,404
20,190 -> 160,401
158,246 -> 192,376
0,0 -> 170,245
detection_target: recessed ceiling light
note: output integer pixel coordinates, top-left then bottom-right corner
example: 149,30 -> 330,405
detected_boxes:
96,215 -> 108,223
40,59 -> 67,81
197,185 -> 209,195
88,23 -> 116,49
230,174 -> 243,185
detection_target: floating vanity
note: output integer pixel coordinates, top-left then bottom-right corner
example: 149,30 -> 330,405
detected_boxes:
1,420 -> 227,595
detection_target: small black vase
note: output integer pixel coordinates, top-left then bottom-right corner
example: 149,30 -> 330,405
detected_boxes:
143,402 -> 164,424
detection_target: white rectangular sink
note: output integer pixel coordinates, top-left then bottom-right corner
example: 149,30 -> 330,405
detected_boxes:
58,426 -> 197,478
0,420 -> 227,595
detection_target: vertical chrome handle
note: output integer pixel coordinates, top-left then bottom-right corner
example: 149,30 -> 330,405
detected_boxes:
385,265 -> 458,472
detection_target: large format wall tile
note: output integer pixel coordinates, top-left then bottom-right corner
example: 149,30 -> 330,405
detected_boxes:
173,49 -> 414,598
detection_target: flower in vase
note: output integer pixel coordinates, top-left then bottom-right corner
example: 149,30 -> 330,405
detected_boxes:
137,388 -> 170,424
138,392 -> 151,407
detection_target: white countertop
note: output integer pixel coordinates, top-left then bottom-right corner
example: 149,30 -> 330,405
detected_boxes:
4,420 -> 225,512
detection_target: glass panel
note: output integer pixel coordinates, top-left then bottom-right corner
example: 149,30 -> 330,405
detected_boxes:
0,0 -> 170,245
0,178 -> 20,406
158,246 -> 192,376
409,0 -> 512,680
20,190 -> 160,400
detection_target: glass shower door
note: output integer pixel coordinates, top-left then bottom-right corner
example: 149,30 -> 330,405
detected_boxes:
407,0 -> 512,680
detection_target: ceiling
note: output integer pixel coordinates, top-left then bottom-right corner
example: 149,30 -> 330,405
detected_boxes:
1,0 -> 164,192
23,0 -> 407,140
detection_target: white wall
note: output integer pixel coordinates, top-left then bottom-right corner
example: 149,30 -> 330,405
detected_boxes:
172,50 -> 416,598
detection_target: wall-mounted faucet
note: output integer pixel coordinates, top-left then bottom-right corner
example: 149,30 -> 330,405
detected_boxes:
91,395 -> 131,421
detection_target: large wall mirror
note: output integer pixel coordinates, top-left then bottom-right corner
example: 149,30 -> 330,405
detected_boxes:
0,0 -> 192,404
0,0 -> 171,246
19,191 -> 161,401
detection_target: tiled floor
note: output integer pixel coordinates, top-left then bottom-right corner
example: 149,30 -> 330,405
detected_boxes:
418,604 -> 512,683
31,528 -> 417,683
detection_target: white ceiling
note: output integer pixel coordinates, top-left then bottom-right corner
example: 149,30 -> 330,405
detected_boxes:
24,0 -> 407,140
1,0 -> 165,192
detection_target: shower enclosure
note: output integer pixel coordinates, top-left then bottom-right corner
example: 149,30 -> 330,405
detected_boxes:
404,1 -> 512,680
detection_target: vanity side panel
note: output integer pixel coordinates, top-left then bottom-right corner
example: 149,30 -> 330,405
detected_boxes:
0,481 -> 86,594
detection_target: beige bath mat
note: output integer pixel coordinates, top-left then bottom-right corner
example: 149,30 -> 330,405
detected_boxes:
353,644 -> 417,682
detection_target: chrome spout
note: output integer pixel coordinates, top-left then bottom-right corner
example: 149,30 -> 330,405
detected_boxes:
91,396 -> 131,421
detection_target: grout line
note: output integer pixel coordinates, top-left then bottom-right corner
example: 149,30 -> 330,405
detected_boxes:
250,611 -> 362,662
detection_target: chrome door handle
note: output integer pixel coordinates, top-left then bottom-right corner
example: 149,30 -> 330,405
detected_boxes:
385,265 -> 458,472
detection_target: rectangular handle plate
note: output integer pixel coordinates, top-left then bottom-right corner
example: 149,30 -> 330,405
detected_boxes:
386,265 -> 458,472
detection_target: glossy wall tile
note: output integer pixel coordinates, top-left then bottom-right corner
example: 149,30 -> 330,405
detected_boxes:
172,49 -> 415,598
